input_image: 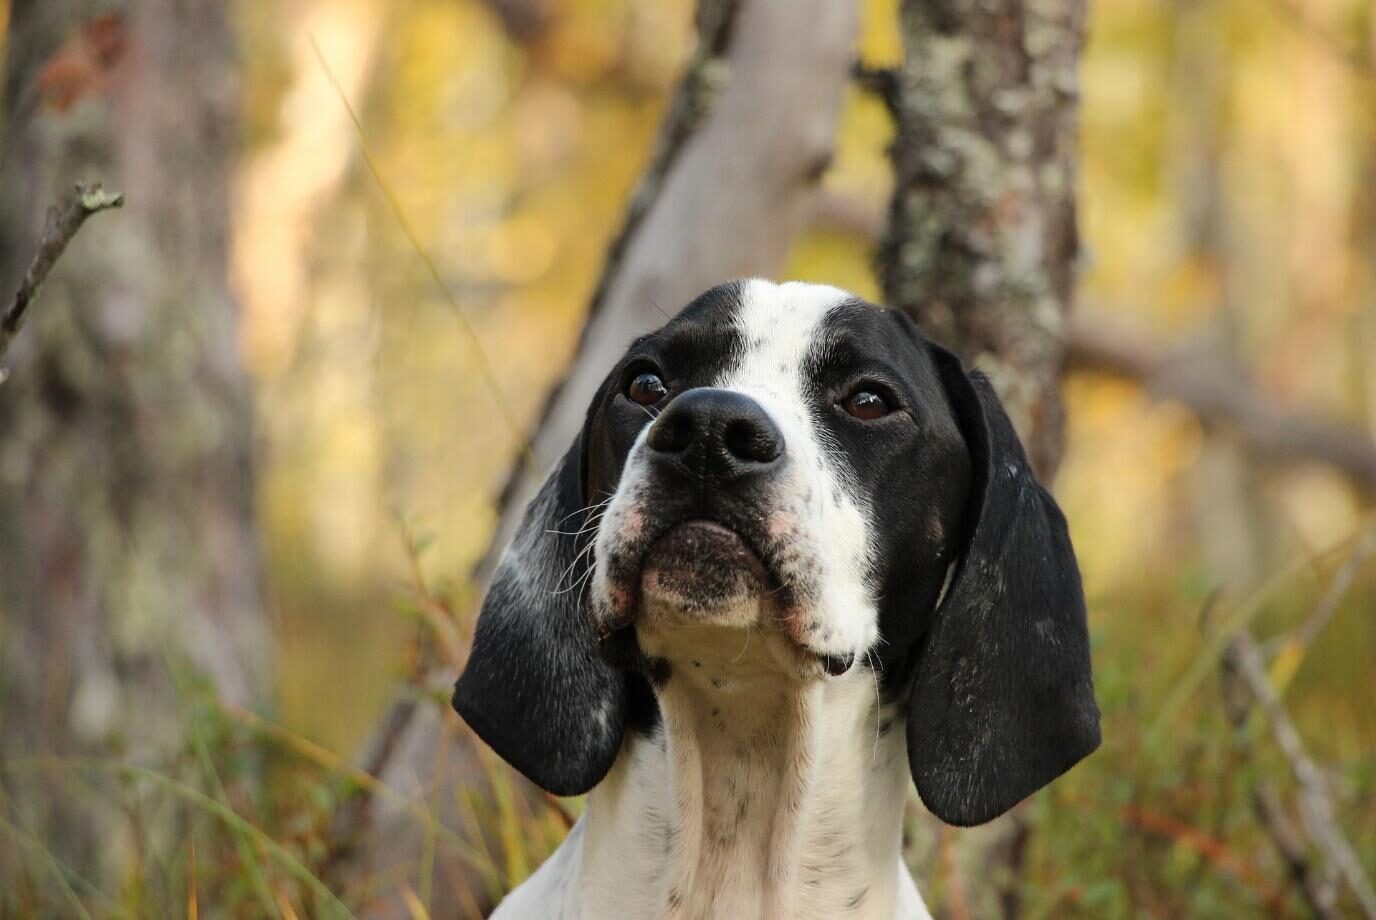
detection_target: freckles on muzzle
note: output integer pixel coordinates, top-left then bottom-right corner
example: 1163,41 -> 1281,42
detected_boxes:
639,520 -> 771,614
588,386 -> 875,674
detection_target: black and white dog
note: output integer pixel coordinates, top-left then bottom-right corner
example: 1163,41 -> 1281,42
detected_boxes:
454,280 -> 1099,919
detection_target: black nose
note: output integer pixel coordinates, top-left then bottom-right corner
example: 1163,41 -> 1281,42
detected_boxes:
646,388 -> 784,479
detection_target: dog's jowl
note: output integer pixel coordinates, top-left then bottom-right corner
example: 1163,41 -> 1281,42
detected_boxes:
454,280 -> 1100,919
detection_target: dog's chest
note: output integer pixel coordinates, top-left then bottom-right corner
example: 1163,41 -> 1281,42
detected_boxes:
499,673 -> 929,920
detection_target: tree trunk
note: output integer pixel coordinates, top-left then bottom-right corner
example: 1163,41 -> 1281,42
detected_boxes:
333,1 -> 861,915
881,0 -> 1086,479
878,1 -> 1087,915
0,0 -> 269,899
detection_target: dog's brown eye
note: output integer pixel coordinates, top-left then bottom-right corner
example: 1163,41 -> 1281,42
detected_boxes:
843,389 -> 890,420
628,372 -> 667,405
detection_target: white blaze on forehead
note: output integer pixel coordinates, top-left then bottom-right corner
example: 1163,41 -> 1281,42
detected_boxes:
716,279 -> 851,396
714,279 -> 878,643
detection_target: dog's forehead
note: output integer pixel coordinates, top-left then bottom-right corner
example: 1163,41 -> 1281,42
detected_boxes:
725,279 -> 856,382
649,279 -> 882,384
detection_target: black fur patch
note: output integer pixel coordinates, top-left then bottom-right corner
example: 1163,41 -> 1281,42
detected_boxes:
902,345 -> 1100,826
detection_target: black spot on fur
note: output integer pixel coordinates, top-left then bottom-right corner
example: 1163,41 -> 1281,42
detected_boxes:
646,656 -> 672,687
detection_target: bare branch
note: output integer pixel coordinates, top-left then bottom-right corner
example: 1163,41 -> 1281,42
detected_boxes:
1222,631 -> 1376,918
1066,315 -> 1376,493
0,182 -> 124,377
1251,781 -> 1342,919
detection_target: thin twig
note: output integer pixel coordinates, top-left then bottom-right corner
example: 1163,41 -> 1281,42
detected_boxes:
0,182 -> 124,378
308,35 -> 537,475
1220,643 -> 1340,917
1223,631 -> 1376,918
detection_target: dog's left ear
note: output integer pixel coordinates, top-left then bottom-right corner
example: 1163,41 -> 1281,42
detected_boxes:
452,383 -> 636,797
906,344 -> 1100,826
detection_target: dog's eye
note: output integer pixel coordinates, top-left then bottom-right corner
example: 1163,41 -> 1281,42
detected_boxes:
843,389 -> 890,420
627,372 -> 668,405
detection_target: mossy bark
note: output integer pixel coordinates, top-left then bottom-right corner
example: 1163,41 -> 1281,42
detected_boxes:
880,0 -> 1087,479
0,0 -> 270,892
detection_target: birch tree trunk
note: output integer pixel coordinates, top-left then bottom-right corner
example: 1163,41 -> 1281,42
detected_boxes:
333,1 -> 861,915
878,1 -> 1087,914
0,0 -> 270,896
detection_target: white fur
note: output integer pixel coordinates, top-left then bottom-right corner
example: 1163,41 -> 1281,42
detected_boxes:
496,648 -> 930,919
498,281 -> 929,919
714,279 -> 879,659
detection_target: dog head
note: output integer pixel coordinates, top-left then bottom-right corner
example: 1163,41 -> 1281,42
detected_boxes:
454,280 -> 1099,825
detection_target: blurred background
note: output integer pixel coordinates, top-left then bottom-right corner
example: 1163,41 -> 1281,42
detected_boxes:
1,0 -> 1373,916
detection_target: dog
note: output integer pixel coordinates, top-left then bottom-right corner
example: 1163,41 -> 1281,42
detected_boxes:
453,280 -> 1099,919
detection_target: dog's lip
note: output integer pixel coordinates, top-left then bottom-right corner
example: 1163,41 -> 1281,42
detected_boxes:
662,519 -> 737,540
647,518 -> 748,553
600,517 -> 855,678
641,518 -> 773,585
597,516 -> 776,637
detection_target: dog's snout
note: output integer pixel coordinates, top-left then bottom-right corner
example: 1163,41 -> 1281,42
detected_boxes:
646,388 -> 783,477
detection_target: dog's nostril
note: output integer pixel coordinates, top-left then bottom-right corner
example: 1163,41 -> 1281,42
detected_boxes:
724,418 -> 782,464
648,410 -> 695,453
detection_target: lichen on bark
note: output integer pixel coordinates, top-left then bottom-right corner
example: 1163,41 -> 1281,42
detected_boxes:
880,0 -> 1087,478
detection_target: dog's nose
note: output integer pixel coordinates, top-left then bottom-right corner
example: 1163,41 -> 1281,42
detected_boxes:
646,388 -> 783,478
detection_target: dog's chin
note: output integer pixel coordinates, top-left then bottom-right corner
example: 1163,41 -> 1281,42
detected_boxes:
598,520 -> 857,681
636,520 -> 772,628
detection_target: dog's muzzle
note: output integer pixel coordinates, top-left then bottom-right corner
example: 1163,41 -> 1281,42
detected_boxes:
592,388 -> 790,620
634,388 -> 786,610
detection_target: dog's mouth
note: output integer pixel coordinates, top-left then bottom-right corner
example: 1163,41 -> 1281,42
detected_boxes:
642,520 -> 770,591
596,516 -> 855,679
624,517 -> 789,621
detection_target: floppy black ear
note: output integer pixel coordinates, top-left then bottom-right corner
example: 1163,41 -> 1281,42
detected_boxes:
907,345 -> 1100,826
452,415 -> 631,796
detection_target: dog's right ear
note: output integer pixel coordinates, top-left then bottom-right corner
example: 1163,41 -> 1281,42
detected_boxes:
905,344 -> 1100,826
452,386 -> 633,796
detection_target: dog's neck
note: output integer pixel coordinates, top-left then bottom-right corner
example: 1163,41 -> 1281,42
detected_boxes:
570,626 -> 917,920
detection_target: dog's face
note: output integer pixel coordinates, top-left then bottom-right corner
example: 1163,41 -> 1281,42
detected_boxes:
455,280 -> 1099,826
584,281 -> 968,681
